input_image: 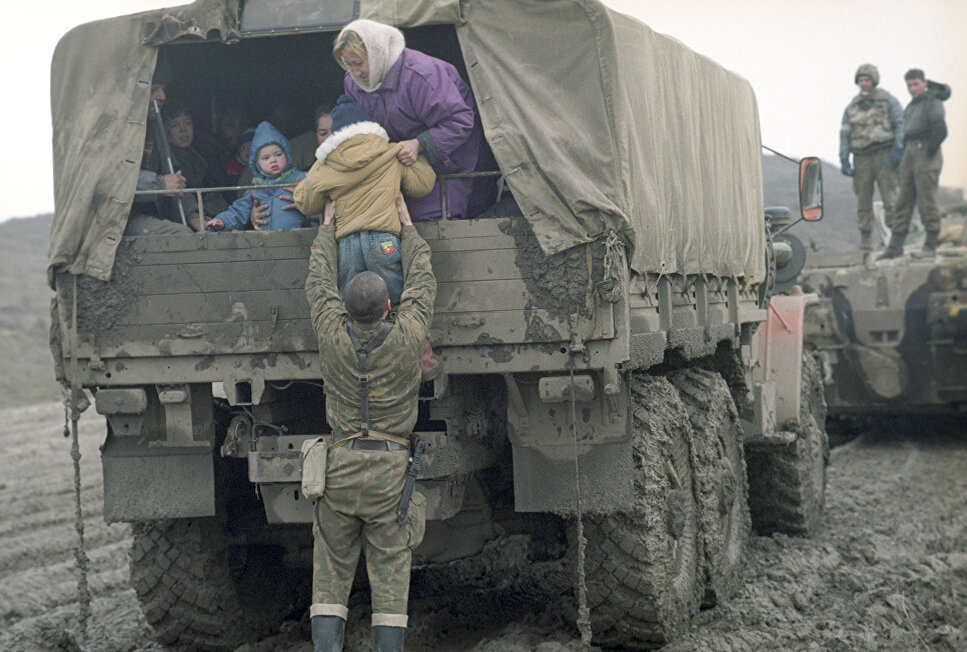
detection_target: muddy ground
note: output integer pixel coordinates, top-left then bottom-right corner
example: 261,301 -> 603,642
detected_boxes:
0,403 -> 964,651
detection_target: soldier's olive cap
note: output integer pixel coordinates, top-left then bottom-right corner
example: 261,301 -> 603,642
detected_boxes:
855,63 -> 879,86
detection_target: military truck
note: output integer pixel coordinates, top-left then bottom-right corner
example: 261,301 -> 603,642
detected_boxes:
800,208 -> 967,414
48,1 -> 827,649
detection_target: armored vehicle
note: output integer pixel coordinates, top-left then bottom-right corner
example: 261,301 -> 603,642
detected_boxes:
49,1 -> 827,648
801,212 -> 967,414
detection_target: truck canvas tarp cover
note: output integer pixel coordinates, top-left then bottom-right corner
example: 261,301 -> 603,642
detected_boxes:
48,0 -> 765,285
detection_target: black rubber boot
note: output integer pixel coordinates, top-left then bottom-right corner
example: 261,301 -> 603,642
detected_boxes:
311,615 -> 345,652
859,230 -> 872,251
372,625 -> 405,652
913,230 -> 939,258
876,231 -> 906,260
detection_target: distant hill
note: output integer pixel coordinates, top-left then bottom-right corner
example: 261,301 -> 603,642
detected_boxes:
1,163 -> 963,408
0,214 -> 61,408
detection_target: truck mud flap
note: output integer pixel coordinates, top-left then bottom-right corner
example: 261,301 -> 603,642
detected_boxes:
102,436 -> 214,522
511,441 -> 634,514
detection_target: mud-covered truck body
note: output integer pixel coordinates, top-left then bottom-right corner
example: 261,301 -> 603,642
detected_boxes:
48,1 -> 827,648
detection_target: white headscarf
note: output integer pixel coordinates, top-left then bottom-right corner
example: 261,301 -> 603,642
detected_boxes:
337,19 -> 405,93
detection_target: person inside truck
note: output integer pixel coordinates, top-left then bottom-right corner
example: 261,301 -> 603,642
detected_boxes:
162,100 -> 229,216
332,18 -> 492,222
214,104 -> 250,164
290,101 -> 336,171
125,59 -> 202,235
250,102 -> 335,227
225,127 -> 255,197
205,120 -> 307,231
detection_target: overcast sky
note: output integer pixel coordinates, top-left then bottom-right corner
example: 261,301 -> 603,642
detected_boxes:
2,0 -> 964,223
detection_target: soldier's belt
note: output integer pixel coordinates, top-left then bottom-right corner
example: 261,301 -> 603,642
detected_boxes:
330,430 -> 410,451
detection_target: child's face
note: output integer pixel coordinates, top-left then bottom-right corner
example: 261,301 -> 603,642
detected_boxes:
315,114 -> 333,144
238,141 -> 252,164
166,113 -> 193,148
257,144 -> 287,176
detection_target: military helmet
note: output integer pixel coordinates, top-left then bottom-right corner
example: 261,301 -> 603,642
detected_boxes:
854,63 -> 879,87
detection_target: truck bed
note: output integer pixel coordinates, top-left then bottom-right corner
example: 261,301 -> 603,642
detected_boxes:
55,218 -> 618,389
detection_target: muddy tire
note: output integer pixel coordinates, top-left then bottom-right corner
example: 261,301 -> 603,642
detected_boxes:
746,351 -> 829,536
129,517 -> 300,651
582,373 -> 701,648
670,368 -> 750,607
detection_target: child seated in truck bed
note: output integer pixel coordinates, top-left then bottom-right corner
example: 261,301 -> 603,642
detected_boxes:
205,121 -> 307,231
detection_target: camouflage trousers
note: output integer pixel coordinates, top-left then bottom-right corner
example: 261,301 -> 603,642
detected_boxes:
891,143 -> 943,235
310,444 -> 426,627
852,146 -> 896,234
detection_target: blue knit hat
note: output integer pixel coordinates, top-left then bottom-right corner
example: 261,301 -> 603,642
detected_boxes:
329,94 -> 371,134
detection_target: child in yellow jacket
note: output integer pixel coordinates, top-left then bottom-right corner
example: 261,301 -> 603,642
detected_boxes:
293,95 -> 435,304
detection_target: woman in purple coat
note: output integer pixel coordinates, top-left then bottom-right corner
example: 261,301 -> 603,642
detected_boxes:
333,19 -> 487,222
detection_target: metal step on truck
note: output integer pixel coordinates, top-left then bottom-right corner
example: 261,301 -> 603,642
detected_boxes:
48,1 -> 828,649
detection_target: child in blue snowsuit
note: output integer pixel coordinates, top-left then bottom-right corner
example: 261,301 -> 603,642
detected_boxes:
206,121 -> 307,231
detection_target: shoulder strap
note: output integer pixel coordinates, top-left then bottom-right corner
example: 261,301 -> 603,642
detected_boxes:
346,319 -> 394,437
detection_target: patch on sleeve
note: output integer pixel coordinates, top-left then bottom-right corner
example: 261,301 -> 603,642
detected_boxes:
380,240 -> 396,255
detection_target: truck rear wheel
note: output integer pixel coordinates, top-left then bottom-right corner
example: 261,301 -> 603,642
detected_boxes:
582,373 -> 701,648
746,351 -> 829,536
671,368 -> 750,607
130,517 -> 301,651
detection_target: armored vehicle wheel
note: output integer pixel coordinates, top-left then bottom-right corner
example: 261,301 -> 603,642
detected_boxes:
130,517 -> 300,651
670,368 -> 750,607
746,351 -> 829,536
582,373 -> 701,648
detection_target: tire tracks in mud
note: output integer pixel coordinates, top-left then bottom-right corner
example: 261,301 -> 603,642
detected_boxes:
0,402 -> 155,651
0,404 -> 964,651
664,422 -> 967,652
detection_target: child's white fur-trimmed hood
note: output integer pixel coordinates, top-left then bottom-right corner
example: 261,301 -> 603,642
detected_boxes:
315,121 -> 390,165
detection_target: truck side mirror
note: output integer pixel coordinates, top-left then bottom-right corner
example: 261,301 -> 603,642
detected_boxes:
799,157 -> 823,222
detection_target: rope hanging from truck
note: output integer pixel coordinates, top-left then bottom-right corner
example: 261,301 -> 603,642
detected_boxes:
66,274 -> 92,635
569,361 -> 593,646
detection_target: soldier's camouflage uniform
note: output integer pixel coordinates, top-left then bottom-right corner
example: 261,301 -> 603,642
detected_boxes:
839,86 -> 903,236
304,223 -> 435,627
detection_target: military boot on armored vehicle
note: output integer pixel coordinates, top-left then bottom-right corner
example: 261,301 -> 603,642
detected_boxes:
49,1 -> 829,649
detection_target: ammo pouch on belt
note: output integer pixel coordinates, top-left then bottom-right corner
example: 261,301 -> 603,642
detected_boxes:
300,436 -> 328,501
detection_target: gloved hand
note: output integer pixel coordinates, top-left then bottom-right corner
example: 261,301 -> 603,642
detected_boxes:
890,148 -> 903,168
840,157 -> 853,177
926,143 -> 939,158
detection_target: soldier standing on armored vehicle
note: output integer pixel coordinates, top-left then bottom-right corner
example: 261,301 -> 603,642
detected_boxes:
879,69 -> 951,260
304,197 -> 432,652
839,63 -> 903,252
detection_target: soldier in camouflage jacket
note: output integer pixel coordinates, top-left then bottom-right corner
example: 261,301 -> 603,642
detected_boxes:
304,195 -> 434,652
839,63 -> 904,250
